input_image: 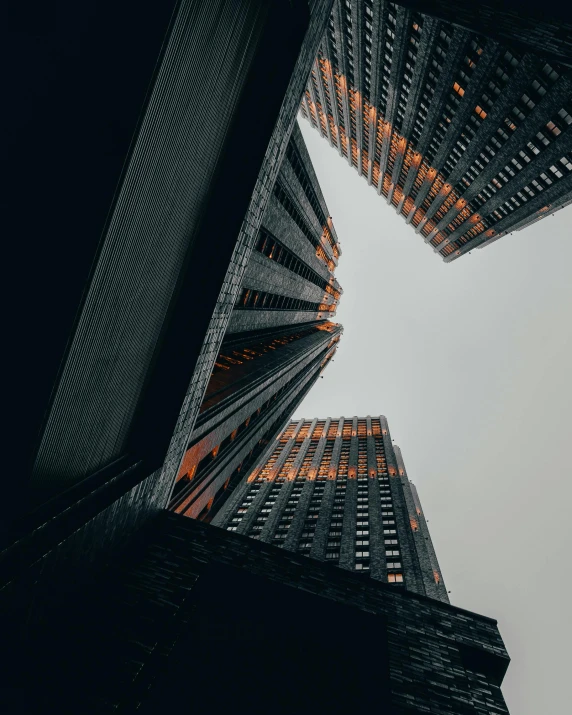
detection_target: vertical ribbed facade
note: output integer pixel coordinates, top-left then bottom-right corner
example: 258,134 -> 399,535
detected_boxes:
1,0 -> 339,657
213,414 -> 449,603
301,0 -> 572,261
169,127 -> 343,520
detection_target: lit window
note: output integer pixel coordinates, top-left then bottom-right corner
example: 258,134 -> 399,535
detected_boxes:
388,573 -> 404,583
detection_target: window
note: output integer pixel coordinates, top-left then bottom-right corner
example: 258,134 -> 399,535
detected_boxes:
386,562 -> 402,569
355,551 -> 370,558
388,573 -> 404,583
385,550 -> 400,557
355,563 -> 370,571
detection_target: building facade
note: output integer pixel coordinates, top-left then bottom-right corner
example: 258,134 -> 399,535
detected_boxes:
2,0 -> 337,655
301,0 -> 572,261
169,124 -> 343,520
213,415 -> 449,603
10,512 -> 510,714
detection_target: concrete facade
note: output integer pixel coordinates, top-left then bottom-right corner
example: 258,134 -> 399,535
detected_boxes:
213,415 -> 450,603
167,126 -> 343,522
301,0 -> 572,261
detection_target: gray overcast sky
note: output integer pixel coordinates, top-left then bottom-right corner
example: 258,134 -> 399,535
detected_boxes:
295,117 -> 572,715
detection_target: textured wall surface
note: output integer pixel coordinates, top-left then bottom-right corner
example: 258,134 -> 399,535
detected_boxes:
157,0 -> 336,504
14,513 -> 509,713
0,0 -> 336,649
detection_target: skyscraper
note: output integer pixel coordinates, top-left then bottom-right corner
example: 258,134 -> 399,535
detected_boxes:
2,0 -> 336,656
169,124 -> 343,520
301,0 -> 572,261
213,414 -> 449,602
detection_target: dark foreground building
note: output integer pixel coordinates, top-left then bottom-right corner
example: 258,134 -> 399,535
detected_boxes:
301,0 -> 572,260
169,124 -> 343,520
12,512 -> 510,714
2,0 -> 336,647
214,415 -> 449,602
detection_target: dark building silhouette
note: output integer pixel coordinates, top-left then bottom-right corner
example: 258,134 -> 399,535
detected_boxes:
15,512 -> 510,714
213,415 -> 449,602
301,0 -> 572,260
2,0 -> 335,654
390,1 -> 572,69
169,124 -> 343,520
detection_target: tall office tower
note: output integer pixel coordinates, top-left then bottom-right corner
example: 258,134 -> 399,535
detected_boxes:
213,415 -> 449,603
169,123 -> 343,521
301,0 -> 572,261
2,0 -> 336,668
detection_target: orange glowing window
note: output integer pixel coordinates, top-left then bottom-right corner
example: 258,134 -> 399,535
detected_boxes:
410,517 -> 419,532
453,82 -> 465,97
434,570 -> 441,584
475,105 -> 487,119
388,573 -> 404,583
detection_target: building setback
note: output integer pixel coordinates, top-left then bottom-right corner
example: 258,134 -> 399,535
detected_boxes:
301,0 -> 572,261
18,512 -> 510,714
169,124 -> 343,521
213,415 -> 449,603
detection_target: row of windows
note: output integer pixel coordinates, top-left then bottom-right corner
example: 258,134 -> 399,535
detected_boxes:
236,287 -> 335,314
211,326 -> 318,376
285,142 -> 335,253
255,229 -> 341,299
273,183 -> 335,270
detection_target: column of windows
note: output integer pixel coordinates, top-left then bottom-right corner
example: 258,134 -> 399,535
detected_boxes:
324,480 -> 345,561
237,287 -> 335,314
393,16 -> 423,135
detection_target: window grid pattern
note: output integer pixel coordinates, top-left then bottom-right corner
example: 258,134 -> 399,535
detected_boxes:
216,415 -> 449,600
301,0 -> 572,261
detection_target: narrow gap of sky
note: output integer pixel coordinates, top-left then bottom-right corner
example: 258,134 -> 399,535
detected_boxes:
295,117 -> 572,715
